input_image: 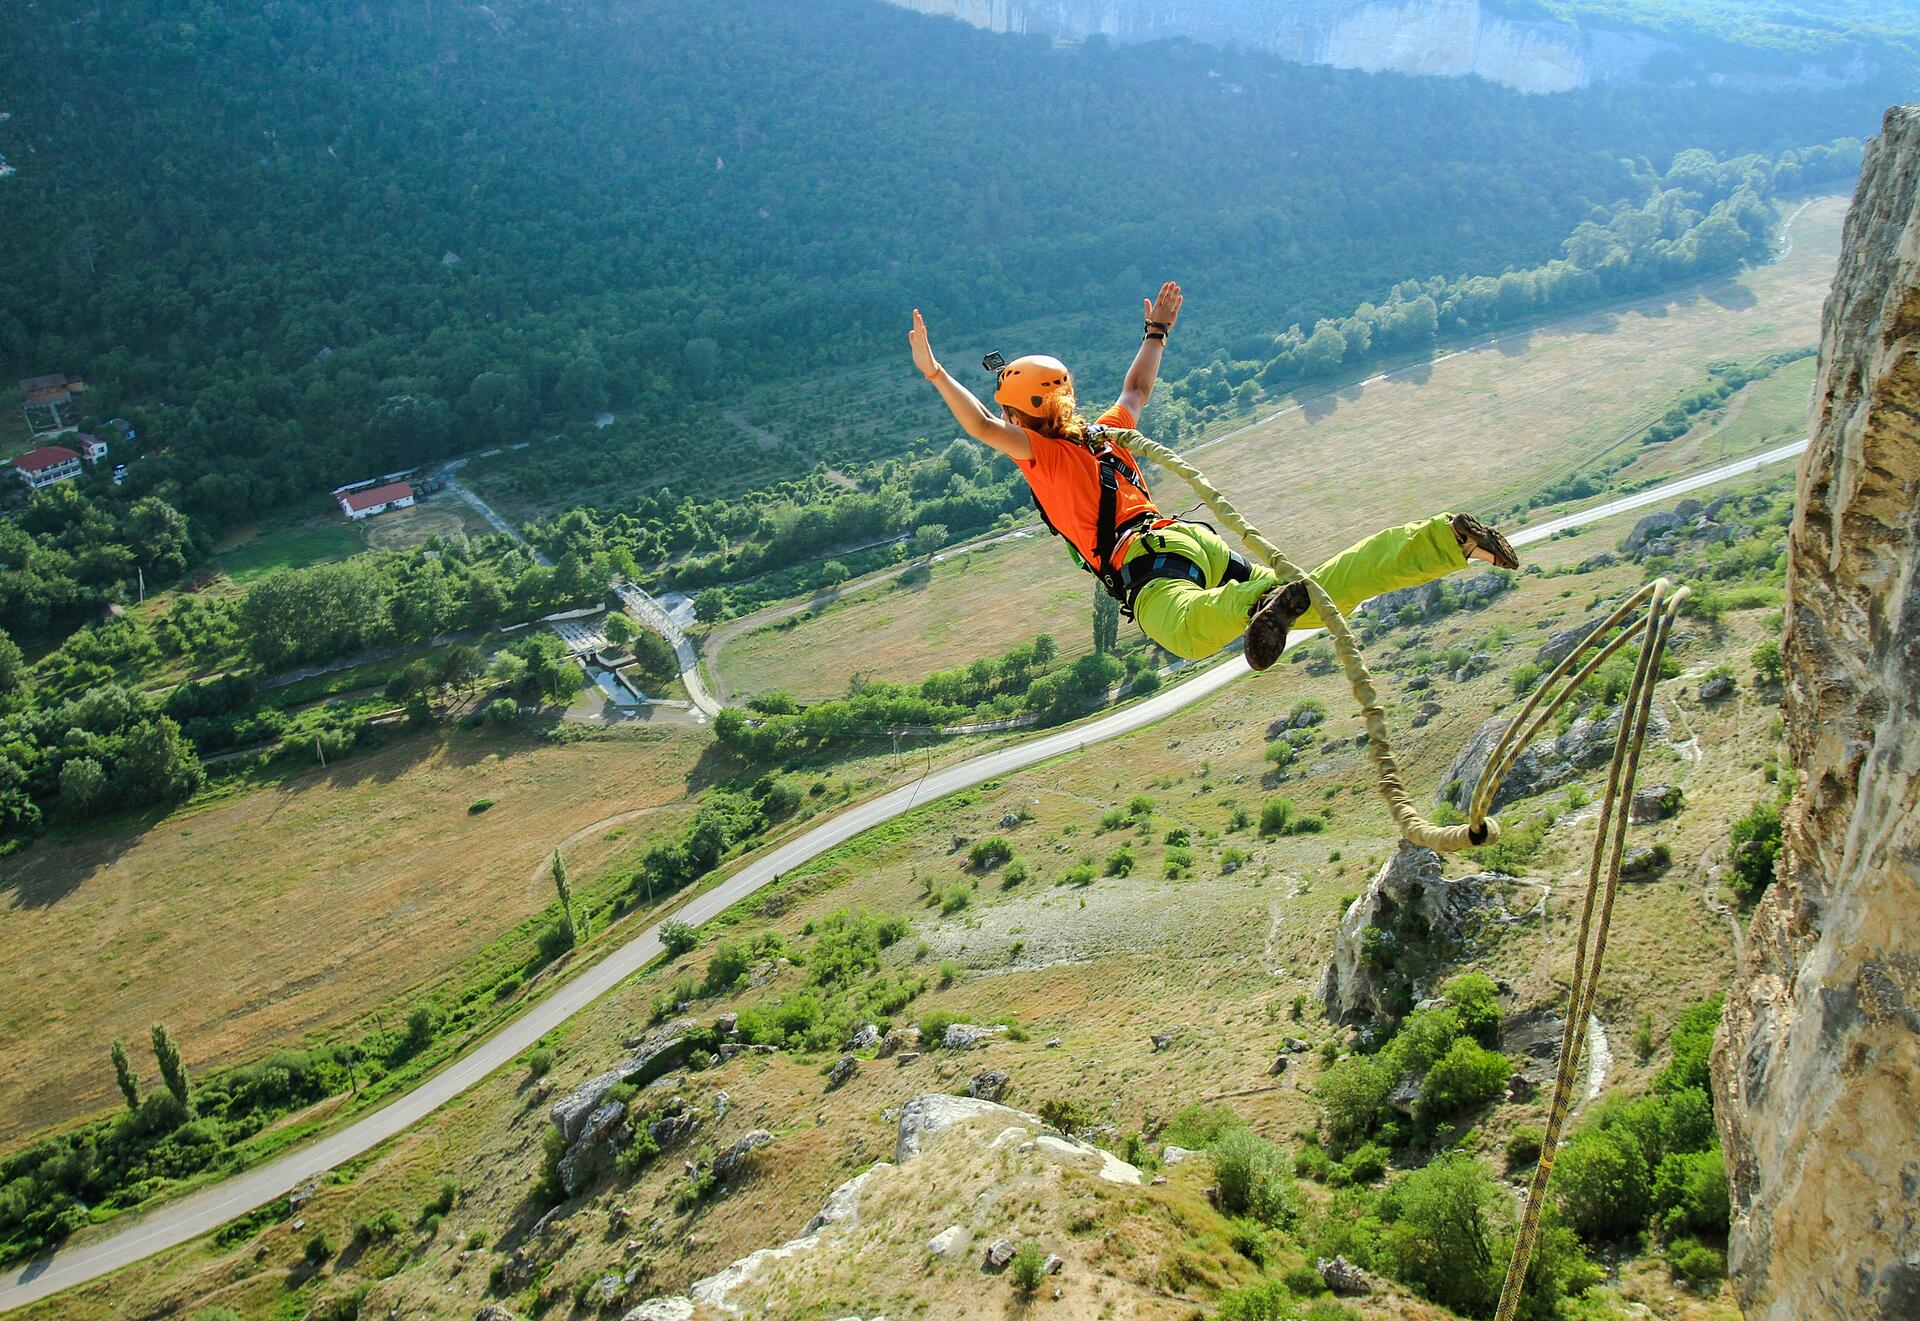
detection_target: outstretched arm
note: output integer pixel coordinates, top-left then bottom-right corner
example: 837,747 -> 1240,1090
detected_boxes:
908,308 -> 1031,461
1115,280 -> 1183,421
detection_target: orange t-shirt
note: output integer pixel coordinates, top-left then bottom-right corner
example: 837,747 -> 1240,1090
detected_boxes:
1012,403 -> 1161,571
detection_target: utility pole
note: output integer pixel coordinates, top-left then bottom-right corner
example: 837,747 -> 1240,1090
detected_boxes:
315,736 -> 326,768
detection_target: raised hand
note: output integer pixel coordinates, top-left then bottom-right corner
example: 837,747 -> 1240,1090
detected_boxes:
908,308 -> 941,380
1143,280 -> 1183,331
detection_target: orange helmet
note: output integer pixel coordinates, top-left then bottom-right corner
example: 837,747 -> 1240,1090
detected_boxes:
992,355 -> 1073,413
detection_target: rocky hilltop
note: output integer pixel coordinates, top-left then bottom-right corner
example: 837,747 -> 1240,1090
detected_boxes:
1713,104 -> 1920,1321
881,0 -> 1879,94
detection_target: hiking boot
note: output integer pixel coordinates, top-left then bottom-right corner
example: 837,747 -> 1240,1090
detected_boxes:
1245,580 -> 1310,671
1452,513 -> 1520,570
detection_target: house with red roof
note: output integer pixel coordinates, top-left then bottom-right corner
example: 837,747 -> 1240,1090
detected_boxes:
338,481 -> 415,520
11,445 -> 84,490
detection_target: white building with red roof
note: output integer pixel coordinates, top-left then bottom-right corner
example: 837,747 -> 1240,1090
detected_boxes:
11,444 -> 83,489
338,480 -> 415,520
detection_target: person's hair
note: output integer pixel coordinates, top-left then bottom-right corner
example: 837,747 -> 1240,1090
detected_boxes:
1003,390 -> 1088,444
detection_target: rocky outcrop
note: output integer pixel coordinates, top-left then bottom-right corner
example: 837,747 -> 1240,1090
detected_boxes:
1320,841 -> 1514,1024
628,1095 -> 1144,1317
1713,106 -> 1920,1321
1441,704 -> 1667,813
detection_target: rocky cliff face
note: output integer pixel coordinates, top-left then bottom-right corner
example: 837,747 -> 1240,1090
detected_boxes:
1712,104 -> 1920,1321
880,0 -> 1872,94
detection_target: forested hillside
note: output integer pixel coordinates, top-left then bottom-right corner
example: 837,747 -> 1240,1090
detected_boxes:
0,0 -> 1891,537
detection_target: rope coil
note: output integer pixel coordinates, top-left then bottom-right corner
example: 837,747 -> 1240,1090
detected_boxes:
1128,438 -> 1688,1317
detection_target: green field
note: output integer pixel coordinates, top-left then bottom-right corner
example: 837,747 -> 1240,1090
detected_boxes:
214,516 -> 364,583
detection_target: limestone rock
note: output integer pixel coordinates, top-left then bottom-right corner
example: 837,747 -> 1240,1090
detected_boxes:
845,1022 -> 881,1051
1441,704 -> 1667,813
1320,841 -> 1509,1024
1318,1254 -> 1382,1296
1700,672 -> 1735,701
983,1237 -> 1016,1270
1162,1145 -> 1197,1165
557,1098 -> 632,1196
713,1012 -> 738,1036
1536,615 -> 1609,668
1629,783 -> 1681,823
618,1300 -> 693,1321
474,1307 -> 522,1321
1043,1252 -> 1063,1275
895,1094 -> 1040,1163
550,1019 -> 696,1144
712,1129 -> 773,1182
968,1069 -> 1010,1101
827,1055 -> 858,1089
927,1225 -> 970,1259
895,1051 -> 920,1066
1619,845 -> 1665,880
1713,106 -> 1920,1321
941,1022 -> 1006,1050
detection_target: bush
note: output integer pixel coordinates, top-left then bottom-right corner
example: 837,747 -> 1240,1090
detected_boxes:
1387,1154 -> 1501,1317
304,1230 -> 335,1264
424,1179 -> 459,1219
1341,1142 -> 1389,1183
1653,1147 -> 1730,1237
940,882 -> 973,913
1316,1055 -> 1393,1146
1037,1096 -> 1098,1136
1506,1126 -> 1544,1170
1258,797 -> 1296,837
467,798 -> 493,814
1000,859 -> 1028,888
352,1208 -> 404,1245
937,959 -> 959,988
967,837 -> 1014,870
1418,1038 -> 1513,1118
1554,1128 -> 1651,1240
1211,1128 -> 1298,1227
1655,995 -> 1724,1093
525,1047 -> 554,1080
1009,1241 -> 1047,1292
1728,799 -> 1783,897
1750,638 -> 1783,684
1282,1262 -> 1328,1296
1102,846 -> 1135,877
703,938 -> 753,995
1443,972 -> 1502,1046
1160,1102 -> 1245,1148
1510,661 -> 1542,696
1668,1235 -> 1726,1286
659,920 -> 698,955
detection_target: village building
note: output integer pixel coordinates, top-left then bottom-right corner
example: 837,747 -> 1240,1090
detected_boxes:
338,480 -> 416,520
10,444 -> 84,489
18,373 -> 87,435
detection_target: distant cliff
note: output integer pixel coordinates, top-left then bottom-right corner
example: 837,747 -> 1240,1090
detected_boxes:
1713,104 -> 1920,1321
881,0 -> 1877,95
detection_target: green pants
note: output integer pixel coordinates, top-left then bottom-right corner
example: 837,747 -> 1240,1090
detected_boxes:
1127,515 -> 1466,661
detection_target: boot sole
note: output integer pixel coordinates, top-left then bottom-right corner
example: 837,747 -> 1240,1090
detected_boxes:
1453,513 -> 1520,570
1246,580 -> 1309,671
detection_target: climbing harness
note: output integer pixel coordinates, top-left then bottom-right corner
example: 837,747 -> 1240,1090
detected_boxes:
1122,436 -> 1687,1317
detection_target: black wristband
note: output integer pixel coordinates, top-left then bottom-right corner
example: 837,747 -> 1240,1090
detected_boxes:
1144,319 -> 1169,336
1144,330 -> 1167,342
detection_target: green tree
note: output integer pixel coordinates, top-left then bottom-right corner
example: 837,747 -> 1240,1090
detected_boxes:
58,756 -> 108,811
0,628 -> 25,706
660,920 -> 697,956
603,611 -> 636,648
1728,800 -> 1783,898
1554,1128 -> 1651,1240
1750,638 -> 1784,684
150,1023 -> 191,1112
1092,587 -> 1120,656
551,850 -> 579,941
1387,1154 -> 1498,1316
110,1037 -> 139,1111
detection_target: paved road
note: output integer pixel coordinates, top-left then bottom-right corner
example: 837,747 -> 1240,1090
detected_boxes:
0,443 -> 1807,1313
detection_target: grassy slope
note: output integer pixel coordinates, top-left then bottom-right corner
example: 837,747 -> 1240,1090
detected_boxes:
714,195 -> 1842,703
26,483 -> 1784,1320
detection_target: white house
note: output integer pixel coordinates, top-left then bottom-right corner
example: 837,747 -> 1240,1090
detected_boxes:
338,480 -> 415,520
76,433 -> 108,463
11,444 -> 83,489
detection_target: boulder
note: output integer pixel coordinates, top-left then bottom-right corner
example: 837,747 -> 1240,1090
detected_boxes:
711,1129 -> 773,1182
648,1110 -> 698,1150
1268,1054 -> 1288,1076
927,1225 -> 970,1259
1700,673 -> 1735,702
983,1237 -> 1016,1270
998,811 -> 1024,828
1621,510 -> 1683,555
845,1022 -> 881,1051
1630,783 -> 1682,823
895,1094 -> 1041,1163
475,1308 -> 522,1321
713,1012 -> 738,1036
895,1051 -> 921,1066
1283,1037 -> 1311,1053
968,1069 -> 1010,1102
1043,1253 -> 1064,1276
827,1055 -> 858,1090
1385,1070 -> 1422,1117
1620,845 -> 1666,880
941,1023 -> 1006,1050
558,1099 -> 632,1196
550,1019 -> 697,1145
1162,1145 -> 1198,1165
1535,615 -> 1609,669
1318,1255 -> 1383,1297
1149,1032 -> 1174,1052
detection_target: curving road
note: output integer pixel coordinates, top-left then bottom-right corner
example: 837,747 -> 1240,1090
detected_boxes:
0,441 -> 1807,1313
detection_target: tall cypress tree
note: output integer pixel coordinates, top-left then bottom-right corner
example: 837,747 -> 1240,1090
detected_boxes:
1092,587 -> 1120,656
551,850 -> 580,941
150,1023 -> 191,1113
109,1037 -> 139,1112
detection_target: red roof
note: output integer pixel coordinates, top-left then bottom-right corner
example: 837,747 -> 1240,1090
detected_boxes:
13,445 -> 81,473
340,481 -> 414,513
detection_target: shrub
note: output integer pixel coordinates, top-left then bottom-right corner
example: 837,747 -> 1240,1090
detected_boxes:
659,920 -> 698,956
1211,1128 -> 1298,1227
1038,1096 -> 1098,1136
1506,1126 -> 1544,1170
1098,807 -> 1128,830
967,837 -> 1014,870
467,798 -> 494,814
702,938 -> 753,995
1386,1006 -> 1465,1074
1419,1038 -> 1513,1118
1289,698 -> 1326,726
304,1230 -> 335,1264
1443,972 -> 1503,1046
1128,793 -> 1156,816
1554,1128 -> 1651,1240
1668,1235 -> 1726,1286
1102,846 -> 1135,877
482,697 -> 518,725
1750,638 -> 1783,684
1009,1241 -> 1047,1292
1061,860 -> 1097,886
1226,1215 -> 1271,1263
352,1208 -> 404,1245
525,1047 -> 554,1080
1655,995 -> 1724,1093
937,959 -> 959,988
940,882 -> 973,913
1387,1154 -> 1501,1317
425,1179 -> 459,1218
1000,859 -> 1028,888
1282,1262 -> 1328,1296
1316,1055 -> 1393,1146
1341,1142 -> 1389,1183
918,1009 -> 958,1042
1259,797 -> 1296,837
1510,662 -> 1542,696
1653,1147 -> 1731,1236
1164,825 -> 1191,846
1160,1103 -> 1245,1148
1265,741 -> 1295,767
1728,800 -> 1783,898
